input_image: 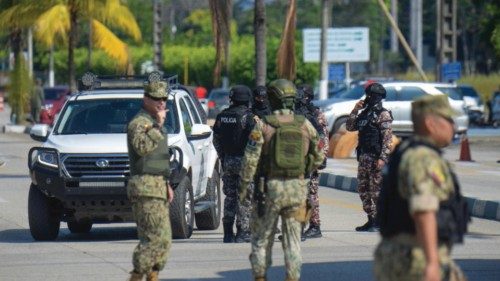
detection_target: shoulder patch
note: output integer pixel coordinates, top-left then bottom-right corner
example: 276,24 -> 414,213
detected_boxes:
250,130 -> 261,141
428,165 -> 446,187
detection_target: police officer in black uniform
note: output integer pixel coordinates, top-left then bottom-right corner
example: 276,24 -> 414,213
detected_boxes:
213,85 -> 256,243
252,85 -> 272,119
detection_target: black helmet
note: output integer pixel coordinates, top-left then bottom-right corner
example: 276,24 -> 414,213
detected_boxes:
365,82 -> 386,98
296,84 -> 314,101
229,85 -> 252,102
267,79 -> 296,110
253,85 -> 267,98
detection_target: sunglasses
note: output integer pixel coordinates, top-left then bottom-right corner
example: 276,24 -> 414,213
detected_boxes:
146,93 -> 168,102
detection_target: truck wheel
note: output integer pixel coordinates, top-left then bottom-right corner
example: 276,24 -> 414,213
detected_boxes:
28,185 -> 60,241
170,177 -> 194,239
67,220 -> 93,234
195,162 -> 222,230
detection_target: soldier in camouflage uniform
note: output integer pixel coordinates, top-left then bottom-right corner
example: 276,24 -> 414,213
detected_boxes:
126,81 -> 174,281
213,85 -> 256,243
239,79 -> 324,281
295,84 -> 329,239
346,82 -> 393,232
374,95 -> 469,281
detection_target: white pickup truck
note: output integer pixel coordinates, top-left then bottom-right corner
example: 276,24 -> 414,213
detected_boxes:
28,73 -> 221,240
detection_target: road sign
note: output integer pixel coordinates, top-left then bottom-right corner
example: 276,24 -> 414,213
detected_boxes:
441,62 -> 461,82
303,27 -> 370,63
328,64 -> 345,81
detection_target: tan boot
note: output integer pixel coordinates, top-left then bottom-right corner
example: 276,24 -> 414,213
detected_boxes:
255,277 -> 266,281
127,271 -> 143,281
146,271 -> 159,281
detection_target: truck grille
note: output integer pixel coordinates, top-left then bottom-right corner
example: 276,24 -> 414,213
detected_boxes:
61,154 -> 130,178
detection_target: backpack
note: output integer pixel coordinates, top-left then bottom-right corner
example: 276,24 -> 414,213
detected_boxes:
264,115 -> 307,178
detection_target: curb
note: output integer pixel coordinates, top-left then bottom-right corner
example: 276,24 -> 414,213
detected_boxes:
2,124 -> 30,134
319,172 -> 500,222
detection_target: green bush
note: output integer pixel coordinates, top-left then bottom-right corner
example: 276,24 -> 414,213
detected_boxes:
7,55 -> 32,124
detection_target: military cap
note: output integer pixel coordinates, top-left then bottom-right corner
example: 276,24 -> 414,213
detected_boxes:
412,94 -> 456,120
144,81 -> 168,98
230,85 -> 252,102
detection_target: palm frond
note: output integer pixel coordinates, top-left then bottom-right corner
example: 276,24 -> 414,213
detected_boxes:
91,19 -> 129,70
34,4 -> 70,47
276,0 -> 297,80
98,0 -> 142,42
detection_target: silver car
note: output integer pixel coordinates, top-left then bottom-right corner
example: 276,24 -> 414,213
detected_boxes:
317,82 -> 469,137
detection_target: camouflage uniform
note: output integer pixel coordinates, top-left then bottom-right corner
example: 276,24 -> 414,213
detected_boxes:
308,109 -> 329,227
127,82 -> 171,278
346,105 -> 392,222
374,136 -> 466,281
220,155 -> 253,232
239,109 -> 324,280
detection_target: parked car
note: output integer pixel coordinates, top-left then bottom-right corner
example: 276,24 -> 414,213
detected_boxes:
316,82 -> 469,137
40,86 -> 70,126
206,88 -> 230,118
456,85 -> 485,125
28,72 -> 221,241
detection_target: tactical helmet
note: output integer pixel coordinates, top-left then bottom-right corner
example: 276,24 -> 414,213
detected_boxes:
267,79 -> 297,110
365,82 -> 386,99
253,85 -> 267,98
296,84 -> 314,101
229,85 -> 252,103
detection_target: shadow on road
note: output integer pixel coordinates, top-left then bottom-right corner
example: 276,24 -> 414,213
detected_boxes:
165,259 -> 500,281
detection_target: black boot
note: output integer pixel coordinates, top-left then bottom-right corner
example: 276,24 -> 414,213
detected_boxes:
368,218 -> 380,232
355,216 -> 373,232
235,226 -> 251,243
223,218 -> 235,243
303,225 -> 322,239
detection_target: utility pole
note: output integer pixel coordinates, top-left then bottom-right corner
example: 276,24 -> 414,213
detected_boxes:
390,0 -> 398,53
410,0 -> 422,65
319,0 -> 331,101
436,0 -> 457,81
153,0 -> 163,71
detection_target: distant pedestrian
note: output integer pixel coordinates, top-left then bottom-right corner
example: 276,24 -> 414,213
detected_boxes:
295,84 -> 329,239
239,79 -> 324,281
31,78 -> 44,123
126,81 -> 174,281
213,85 -> 256,243
346,82 -> 393,232
374,94 -> 470,281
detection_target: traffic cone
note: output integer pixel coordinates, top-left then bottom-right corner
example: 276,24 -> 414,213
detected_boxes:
458,134 -> 473,161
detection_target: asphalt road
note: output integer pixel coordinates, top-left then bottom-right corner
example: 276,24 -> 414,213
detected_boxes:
1,132 -> 500,281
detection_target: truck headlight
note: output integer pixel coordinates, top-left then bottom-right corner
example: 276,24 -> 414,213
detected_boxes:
37,151 -> 59,168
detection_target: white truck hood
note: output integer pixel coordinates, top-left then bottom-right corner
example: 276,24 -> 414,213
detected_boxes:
44,133 -> 183,154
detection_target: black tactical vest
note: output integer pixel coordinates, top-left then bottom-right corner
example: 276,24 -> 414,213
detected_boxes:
215,105 -> 253,156
356,105 -> 387,156
377,139 -> 470,245
252,103 -> 272,119
295,103 -> 322,134
128,112 -> 170,178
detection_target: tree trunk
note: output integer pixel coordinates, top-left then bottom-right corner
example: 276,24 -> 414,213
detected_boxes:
254,0 -> 267,87
209,0 -> 232,88
10,28 -> 22,61
87,18 -> 92,71
68,0 -> 78,92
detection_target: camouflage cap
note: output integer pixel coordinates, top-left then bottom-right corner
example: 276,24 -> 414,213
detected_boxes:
144,81 -> 168,98
412,94 -> 457,120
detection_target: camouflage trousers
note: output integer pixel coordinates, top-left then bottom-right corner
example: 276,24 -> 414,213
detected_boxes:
131,197 -> 172,274
250,178 -> 308,280
374,238 -> 467,281
307,170 -> 321,227
222,156 -> 253,231
357,153 -> 382,219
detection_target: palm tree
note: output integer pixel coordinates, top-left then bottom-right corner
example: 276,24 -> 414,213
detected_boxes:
33,0 -> 142,91
209,0 -> 232,87
276,0 -> 297,81
254,0 -> 267,86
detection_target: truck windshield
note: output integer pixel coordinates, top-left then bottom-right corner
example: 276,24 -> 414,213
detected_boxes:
53,99 -> 178,135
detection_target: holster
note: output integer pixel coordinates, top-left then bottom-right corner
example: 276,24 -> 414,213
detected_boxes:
254,176 -> 266,217
292,198 -> 313,223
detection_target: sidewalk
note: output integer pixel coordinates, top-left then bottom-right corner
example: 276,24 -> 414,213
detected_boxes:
1,104 -> 31,134
319,141 -> 500,222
